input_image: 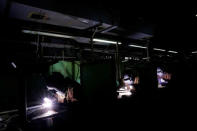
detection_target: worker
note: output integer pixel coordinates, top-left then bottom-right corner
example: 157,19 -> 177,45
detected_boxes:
117,74 -> 135,99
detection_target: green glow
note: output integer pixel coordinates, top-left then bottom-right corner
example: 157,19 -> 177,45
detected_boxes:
49,61 -> 80,84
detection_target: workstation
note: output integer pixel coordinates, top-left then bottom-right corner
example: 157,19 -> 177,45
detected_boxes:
0,1 -> 197,130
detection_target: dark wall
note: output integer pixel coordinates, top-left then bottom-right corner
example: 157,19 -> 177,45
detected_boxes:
0,74 -> 18,111
137,63 -> 158,104
0,57 -> 19,111
81,61 -> 116,105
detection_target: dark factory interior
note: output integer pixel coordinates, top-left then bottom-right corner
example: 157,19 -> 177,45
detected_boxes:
0,1 -> 197,130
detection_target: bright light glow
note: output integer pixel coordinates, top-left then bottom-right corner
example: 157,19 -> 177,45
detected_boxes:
56,91 -> 65,97
42,97 -> 53,109
45,110 -> 56,116
22,30 -> 73,39
128,44 -> 147,49
93,38 -> 121,45
47,86 -> 65,98
168,50 -> 178,54
117,91 -> 132,99
192,51 -> 197,54
153,48 -> 166,52
125,57 -> 129,60
11,62 -> 17,68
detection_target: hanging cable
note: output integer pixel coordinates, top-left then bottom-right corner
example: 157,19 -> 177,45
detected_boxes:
90,27 -> 98,53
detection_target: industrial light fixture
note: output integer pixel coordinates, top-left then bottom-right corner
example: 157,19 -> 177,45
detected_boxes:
168,50 -> 178,54
23,30 -> 122,45
93,38 -> 122,45
128,44 -> 147,49
192,51 -> 197,54
22,30 -> 73,39
153,48 -> 166,52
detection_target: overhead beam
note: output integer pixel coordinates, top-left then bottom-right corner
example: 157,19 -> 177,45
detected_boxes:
16,19 -> 143,44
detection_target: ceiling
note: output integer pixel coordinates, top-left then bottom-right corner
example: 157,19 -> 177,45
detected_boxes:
1,0 -> 197,59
